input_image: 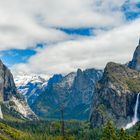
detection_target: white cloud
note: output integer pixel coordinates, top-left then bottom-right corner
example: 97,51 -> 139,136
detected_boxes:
0,0 -> 128,50
12,18 -> 140,76
40,0 -> 125,28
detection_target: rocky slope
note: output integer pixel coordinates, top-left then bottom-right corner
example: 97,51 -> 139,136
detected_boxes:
90,40 -> 140,128
0,60 -> 36,120
31,69 -> 103,120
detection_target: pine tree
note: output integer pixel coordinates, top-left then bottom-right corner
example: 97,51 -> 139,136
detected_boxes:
119,128 -> 127,140
119,128 -> 135,140
100,121 -> 118,140
135,124 -> 140,140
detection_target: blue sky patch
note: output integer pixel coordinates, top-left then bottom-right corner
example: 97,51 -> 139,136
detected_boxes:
36,43 -> 44,49
0,49 -> 36,67
122,1 -> 140,20
60,28 -> 93,36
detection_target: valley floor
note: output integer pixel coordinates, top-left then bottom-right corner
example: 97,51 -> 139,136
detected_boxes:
0,119 -> 140,140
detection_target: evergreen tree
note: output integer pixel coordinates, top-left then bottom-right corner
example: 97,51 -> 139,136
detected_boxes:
100,121 -> 118,140
119,128 -> 131,140
119,128 -> 135,140
119,128 -> 127,140
135,124 -> 140,140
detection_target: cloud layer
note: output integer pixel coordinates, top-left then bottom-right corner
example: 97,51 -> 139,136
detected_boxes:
0,0 -> 127,50
12,18 -> 140,76
0,0 -> 139,76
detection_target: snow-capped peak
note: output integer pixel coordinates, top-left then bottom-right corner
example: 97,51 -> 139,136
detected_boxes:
14,74 -> 49,87
14,74 -> 49,106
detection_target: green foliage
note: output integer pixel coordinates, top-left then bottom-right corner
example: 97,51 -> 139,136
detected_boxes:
119,128 -> 127,140
102,63 -> 140,93
126,78 -> 140,93
0,122 -> 26,140
118,128 -> 135,140
100,121 -> 118,140
1,119 -> 140,140
0,134 -> 9,140
135,125 -> 140,140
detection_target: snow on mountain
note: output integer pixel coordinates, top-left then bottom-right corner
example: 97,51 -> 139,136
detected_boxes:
15,74 -> 49,87
14,74 -> 49,105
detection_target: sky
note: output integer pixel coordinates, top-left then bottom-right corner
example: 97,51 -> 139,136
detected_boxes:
0,0 -> 140,77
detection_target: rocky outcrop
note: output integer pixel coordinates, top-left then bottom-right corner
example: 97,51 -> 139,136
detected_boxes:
129,39 -> 140,71
32,69 -> 103,120
0,60 -> 37,120
90,62 -> 140,128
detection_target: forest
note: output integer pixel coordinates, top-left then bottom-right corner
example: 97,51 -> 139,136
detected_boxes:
1,119 -> 140,140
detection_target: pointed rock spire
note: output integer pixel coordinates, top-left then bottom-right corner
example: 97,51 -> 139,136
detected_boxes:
77,68 -> 82,76
128,39 -> 140,71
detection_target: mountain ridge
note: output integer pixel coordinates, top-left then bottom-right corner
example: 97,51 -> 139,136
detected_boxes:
31,68 -> 103,120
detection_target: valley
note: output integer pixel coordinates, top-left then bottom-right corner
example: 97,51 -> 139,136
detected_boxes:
1,40 -> 140,139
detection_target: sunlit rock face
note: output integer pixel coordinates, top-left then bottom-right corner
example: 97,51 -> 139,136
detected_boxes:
129,39 -> 140,71
0,60 -> 37,120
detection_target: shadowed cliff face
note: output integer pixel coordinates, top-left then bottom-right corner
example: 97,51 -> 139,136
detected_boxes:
0,60 -> 37,120
0,60 -> 17,102
129,39 -> 140,71
32,69 -> 103,120
90,62 -> 140,128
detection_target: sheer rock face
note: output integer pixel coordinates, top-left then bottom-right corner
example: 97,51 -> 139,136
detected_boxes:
69,69 -> 103,108
0,60 -> 17,102
129,40 -> 140,71
0,60 -> 37,120
32,69 -> 103,120
90,62 -> 140,128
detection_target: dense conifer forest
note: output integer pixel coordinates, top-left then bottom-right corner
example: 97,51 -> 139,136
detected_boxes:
1,119 -> 140,140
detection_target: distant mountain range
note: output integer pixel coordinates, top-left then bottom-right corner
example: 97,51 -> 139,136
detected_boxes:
32,69 -> 103,120
15,69 -> 103,120
12,39 -> 140,129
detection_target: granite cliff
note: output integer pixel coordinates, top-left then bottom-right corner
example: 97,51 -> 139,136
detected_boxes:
0,60 -> 36,120
90,40 -> 140,128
